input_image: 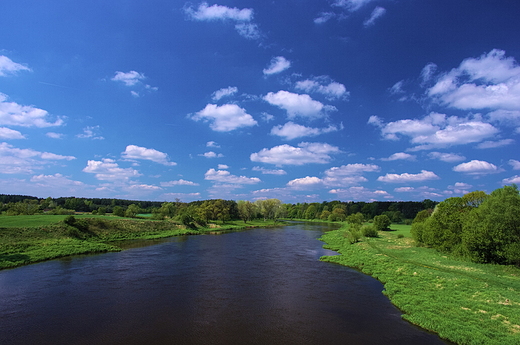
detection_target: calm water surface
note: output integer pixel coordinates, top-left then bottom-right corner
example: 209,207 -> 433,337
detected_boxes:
0,223 -> 448,344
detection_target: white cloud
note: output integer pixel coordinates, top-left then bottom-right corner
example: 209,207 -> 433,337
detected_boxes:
124,184 -> 162,192
0,127 -> 25,139
199,151 -> 224,158
122,145 -> 176,166
270,121 -> 340,140
212,86 -> 238,101
264,90 -> 336,120
503,175 -> 520,184
250,142 -> 341,166
332,0 -> 374,12
190,104 -> 257,132
476,139 -> 514,149
381,152 -> 416,161
453,160 -> 500,175
295,76 -> 349,100
314,12 -> 335,24
363,6 -> 386,27
160,192 -> 201,201
30,173 -> 84,188
287,176 -> 323,189
0,142 -> 75,174
0,56 -> 31,76
0,93 -> 64,128
377,170 -> 440,183
252,166 -> 287,175
509,159 -> 520,170
204,168 -> 261,185
487,109 -> 520,126
46,132 -> 64,139
185,2 -> 260,39
428,152 -> 466,162
329,186 -> 392,201
447,182 -> 473,194
324,163 -> 380,176
111,71 -> 145,86
206,141 -> 220,148
218,164 -> 229,169
421,63 -> 437,84
83,159 -> 141,181
393,186 -> 443,198
389,80 -> 405,95
76,126 -> 104,140
263,56 -> 291,75
428,49 -> 520,111
370,113 -> 499,150
161,179 -> 199,187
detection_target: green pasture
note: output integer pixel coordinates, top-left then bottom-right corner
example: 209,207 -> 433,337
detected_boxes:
320,225 -> 520,345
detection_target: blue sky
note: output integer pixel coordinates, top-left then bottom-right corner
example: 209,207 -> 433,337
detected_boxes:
1,0 -> 520,203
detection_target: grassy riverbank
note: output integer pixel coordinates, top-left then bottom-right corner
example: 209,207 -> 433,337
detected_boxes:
0,216 -> 280,270
320,224 -> 520,345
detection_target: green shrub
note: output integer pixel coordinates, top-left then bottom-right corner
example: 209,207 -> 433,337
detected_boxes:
361,224 -> 378,237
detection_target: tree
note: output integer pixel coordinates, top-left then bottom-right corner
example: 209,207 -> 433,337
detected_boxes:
113,206 -> 125,217
373,214 -> 391,231
125,204 -> 140,218
461,185 -> 520,264
159,202 -> 177,219
237,200 -> 256,223
256,199 -> 282,222
346,212 -> 364,226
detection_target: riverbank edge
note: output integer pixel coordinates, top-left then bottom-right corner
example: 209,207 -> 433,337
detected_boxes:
319,224 -> 520,345
0,217 -> 285,270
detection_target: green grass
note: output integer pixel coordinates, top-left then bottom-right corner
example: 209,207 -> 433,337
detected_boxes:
0,216 -> 286,270
320,224 -> 520,345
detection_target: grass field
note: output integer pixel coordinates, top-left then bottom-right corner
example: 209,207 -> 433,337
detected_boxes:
320,224 -> 520,345
0,215 -> 285,270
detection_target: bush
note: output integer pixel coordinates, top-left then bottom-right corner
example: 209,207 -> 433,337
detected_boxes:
361,224 -> 378,237
373,215 -> 391,231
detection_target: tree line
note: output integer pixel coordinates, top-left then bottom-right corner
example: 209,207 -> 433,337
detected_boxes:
0,194 -> 434,224
411,185 -> 520,265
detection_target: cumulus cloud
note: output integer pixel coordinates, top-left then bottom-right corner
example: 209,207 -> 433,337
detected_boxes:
190,104 -> 257,131
0,142 -> 75,174
46,132 -> 64,139
503,175 -> 520,184
447,182 -> 473,194
204,168 -> 261,185
250,142 -> 341,166
161,179 -> 199,187
363,6 -> 386,27
428,49 -> 520,111
476,139 -> 514,149
160,192 -> 201,201
381,152 -> 416,161
264,91 -> 336,120
263,56 -> 291,75
76,126 -> 104,140
111,71 -> 145,86
199,151 -> 224,158
428,152 -> 466,162
369,113 -> 499,150
0,93 -> 64,128
509,159 -> 520,170
122,145 -> 176,166
452,160 -> 500,175
83,159 -> 141,181
0,56 -> 31,76
218,164 -> 229,169
212,86 -> 238,101
30,173 -> 84,188
252,166 -> 287,175
184,2 -> 260,39
329,186 -> 392,201
207,141 -> 220,148
0,127 -> 25,139
295,76 -> 349,100
393,186 -> 443,198
270,121 -> 341,140
377,170 -> 440,183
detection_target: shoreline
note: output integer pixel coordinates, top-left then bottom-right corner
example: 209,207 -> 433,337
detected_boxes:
319,225 -> 520,345
0,217 -> 284,270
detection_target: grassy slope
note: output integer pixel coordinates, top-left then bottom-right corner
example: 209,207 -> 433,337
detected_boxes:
320,224 -> 520,345
0,216 -> 279,270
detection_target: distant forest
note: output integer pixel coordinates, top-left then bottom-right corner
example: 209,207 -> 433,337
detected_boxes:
0,194 -> 436,223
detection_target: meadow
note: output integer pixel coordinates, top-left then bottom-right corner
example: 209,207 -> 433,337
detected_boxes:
320,224 -> 520,345
0,215 -> 279,270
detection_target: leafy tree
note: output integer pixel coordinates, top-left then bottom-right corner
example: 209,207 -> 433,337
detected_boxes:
125,204 -> 140,218
373,214 -> 391,231
159,202 -> 177,219
256,199 -> 282,222
113,206 -> 125,217
346,212 -> 364,226
461,185 -> 520,264
6,200 -> 41,215
237,200 -> 256,223
361,224 -> 378,237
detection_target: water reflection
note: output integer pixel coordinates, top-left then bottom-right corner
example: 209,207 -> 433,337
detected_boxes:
0,223 -> 448,345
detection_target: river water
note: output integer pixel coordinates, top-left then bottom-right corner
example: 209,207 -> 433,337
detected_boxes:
0,222 -> 447,345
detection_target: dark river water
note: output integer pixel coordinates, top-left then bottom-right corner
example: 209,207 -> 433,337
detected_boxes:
0,222 -> 447,345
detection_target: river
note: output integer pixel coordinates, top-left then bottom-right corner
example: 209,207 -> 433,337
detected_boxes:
0,222 -> 448,344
